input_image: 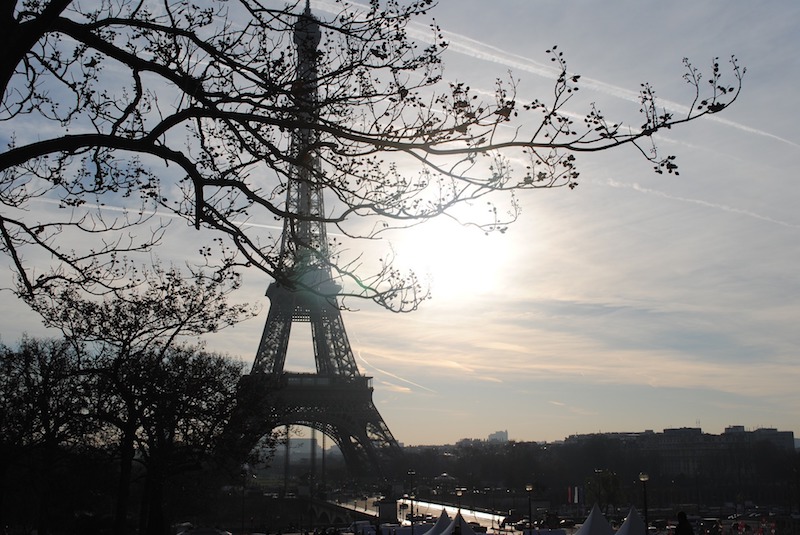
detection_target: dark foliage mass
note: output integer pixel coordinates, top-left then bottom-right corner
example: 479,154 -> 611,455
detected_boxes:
0,0 -> 743,311
0,260 -> 261,535
0,336 -> 246,535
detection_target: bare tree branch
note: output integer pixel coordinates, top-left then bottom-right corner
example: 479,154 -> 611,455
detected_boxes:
0,0 -> 744,310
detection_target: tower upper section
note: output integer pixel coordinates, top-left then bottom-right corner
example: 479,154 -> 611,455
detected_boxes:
277,0 -> 330,285
293,1 -> 322,51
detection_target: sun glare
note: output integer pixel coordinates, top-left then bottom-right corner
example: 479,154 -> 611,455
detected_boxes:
393,219 -> 511,302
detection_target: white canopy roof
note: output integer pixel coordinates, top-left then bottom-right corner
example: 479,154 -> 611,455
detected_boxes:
616,507 -> 646,535
437,512 -> 478,535
420,510 -> 451,535
574,504 -> 614,535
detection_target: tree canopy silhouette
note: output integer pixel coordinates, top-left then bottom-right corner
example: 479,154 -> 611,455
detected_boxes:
0,0 -> 744,310
21,260 -> 254,535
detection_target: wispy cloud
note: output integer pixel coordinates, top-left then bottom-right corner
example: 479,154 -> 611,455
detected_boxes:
380,381 -> 413,393
351,304 -> 800,401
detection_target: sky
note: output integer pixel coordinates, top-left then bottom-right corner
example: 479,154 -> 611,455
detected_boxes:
2,1 -> 800,447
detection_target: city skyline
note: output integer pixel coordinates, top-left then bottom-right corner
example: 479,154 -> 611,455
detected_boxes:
2,1 -> 799,446
285,423 -> 797,445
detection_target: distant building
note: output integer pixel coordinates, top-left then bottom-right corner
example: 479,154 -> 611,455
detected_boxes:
565,425 -> 795,478
269,437 -> 343,463
488,430 -> 509,443
722,425 -> 795,449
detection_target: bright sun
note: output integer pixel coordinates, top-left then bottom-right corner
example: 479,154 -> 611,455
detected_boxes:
393,219 -> 511,302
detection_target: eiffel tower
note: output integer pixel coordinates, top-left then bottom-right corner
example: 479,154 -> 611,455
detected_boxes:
234,1 -> 402,478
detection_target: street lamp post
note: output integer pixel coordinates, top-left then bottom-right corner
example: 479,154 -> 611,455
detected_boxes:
487,487 -> 495,531
456,487 -> 465,512
410,492 -> 416,535
408,469 -> 416,535
525,484 -> 534,535
639,473 -> 649,533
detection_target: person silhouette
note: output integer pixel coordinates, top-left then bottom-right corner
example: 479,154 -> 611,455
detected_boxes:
676,512 -> 694,535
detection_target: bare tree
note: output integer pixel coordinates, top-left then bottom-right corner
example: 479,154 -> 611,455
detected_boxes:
26,260 -> 258,353
24,261 -> 256,534
0,0 -> 744,310
0,336 -> 90,535
133,345 -> 242,535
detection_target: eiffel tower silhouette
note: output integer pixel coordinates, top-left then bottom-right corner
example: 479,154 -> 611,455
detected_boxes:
231,1 -> 402,478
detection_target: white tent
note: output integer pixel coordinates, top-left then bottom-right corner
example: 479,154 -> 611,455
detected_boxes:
574,504 -> 614,535
616,507 -> 646,535
437,512 -> 478,535
420,510 -> 451,535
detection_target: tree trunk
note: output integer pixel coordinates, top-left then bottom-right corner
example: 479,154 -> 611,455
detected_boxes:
36,443 -> 55,535
143,468 -> 167,535
0,0 -> 73,96
113,428 -> 136,535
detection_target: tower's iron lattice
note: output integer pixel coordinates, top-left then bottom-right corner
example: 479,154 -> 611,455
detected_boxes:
233,1 -> 402,477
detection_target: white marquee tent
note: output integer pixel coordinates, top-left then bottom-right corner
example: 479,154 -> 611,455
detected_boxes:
574,504 -> 614,535
435,512 -> 478,535
420,510 -> 452,535
616,507 -> 646,535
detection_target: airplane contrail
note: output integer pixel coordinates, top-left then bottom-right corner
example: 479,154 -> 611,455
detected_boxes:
311,0 -> 799,150
29,196 -> 290,233
356,348 -> 438,393
434,30 -> 800,150
605,178 -> 800,229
